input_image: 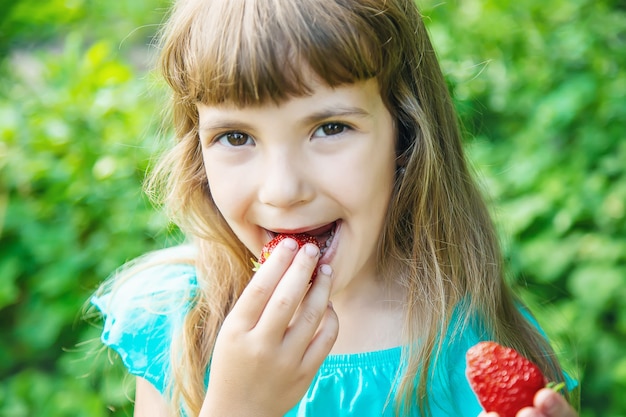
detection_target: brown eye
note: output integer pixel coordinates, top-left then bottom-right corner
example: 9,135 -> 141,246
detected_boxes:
314,122 -> 349,137
324,123 -> 345,135
216,131 -> 253,146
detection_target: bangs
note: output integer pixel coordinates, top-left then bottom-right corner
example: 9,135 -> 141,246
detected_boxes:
159,0 -> 403,106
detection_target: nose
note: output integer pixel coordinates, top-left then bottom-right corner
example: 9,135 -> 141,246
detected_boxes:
257,153 -> 314,208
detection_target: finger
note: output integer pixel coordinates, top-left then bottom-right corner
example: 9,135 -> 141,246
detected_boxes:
534,388 -> 575,416
516,407 -> 540,417
300,300 -> 339,372
283,264 -> 333,350
257,243 -> 320,332
227,238 -> 299,329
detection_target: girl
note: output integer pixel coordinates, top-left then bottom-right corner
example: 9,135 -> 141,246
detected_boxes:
92,0 -> 579,416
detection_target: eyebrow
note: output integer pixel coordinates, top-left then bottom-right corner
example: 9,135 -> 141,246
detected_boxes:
198,120 -> 255,133
198,105 -> 372,133
299,106 -> 372,126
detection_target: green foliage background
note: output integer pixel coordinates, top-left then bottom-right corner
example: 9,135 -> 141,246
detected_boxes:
0,0 -> 623,415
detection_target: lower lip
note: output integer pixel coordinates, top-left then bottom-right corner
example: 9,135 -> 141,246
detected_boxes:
319,221 -> 340,264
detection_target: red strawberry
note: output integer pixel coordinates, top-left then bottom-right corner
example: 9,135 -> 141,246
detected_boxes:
465,341 -> 548,417
252,233 -> 320,278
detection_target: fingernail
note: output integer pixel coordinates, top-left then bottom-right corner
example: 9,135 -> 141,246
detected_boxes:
304,243 -> 319,257
319,264 -> 332,276
282,238 -> 298,250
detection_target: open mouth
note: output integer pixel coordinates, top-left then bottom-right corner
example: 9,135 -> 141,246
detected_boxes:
314,223 -> 336,256
267,221 -> 338,256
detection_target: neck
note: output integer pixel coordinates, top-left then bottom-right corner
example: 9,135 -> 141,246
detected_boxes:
329,274 -> 406,354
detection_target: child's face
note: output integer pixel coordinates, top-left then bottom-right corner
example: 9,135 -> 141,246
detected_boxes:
197,78 -> 397,291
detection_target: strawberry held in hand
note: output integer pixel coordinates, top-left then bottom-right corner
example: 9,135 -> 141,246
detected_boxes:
466,341 -> 551,417
253,233 -> 320,278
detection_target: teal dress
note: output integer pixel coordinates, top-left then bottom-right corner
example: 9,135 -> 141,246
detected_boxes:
91,262 -> 576,416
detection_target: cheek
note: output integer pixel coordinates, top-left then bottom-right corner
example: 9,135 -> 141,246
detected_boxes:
203,159 -> 250,221
333,146 -> 395,203
316,156 -> 395,220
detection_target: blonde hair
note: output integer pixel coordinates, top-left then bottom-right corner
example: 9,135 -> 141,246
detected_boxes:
146,0 -> 568,415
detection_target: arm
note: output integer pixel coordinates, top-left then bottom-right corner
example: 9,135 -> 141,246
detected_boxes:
134,377 -> 170,417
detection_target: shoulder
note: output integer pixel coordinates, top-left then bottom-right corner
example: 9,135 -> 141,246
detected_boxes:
91,244 -> 199,394
427,305 -> 487,416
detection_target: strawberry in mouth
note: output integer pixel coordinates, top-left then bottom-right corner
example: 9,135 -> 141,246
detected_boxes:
252,222 -> 338,279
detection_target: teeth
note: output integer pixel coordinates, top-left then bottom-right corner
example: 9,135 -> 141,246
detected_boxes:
319,227 -> 335,256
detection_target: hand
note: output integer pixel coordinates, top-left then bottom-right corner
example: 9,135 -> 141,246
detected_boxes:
480,388 -> 578,417
200,238 -> 339,417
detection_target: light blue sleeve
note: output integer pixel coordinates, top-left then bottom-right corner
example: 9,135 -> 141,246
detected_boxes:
430,313 -> 487,417
91,262 -> 197,393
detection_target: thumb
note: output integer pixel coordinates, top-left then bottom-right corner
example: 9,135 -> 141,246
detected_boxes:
534,388 -> 574,416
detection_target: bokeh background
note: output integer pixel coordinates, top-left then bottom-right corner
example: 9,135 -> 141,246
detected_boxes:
0,0 -> 624,415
